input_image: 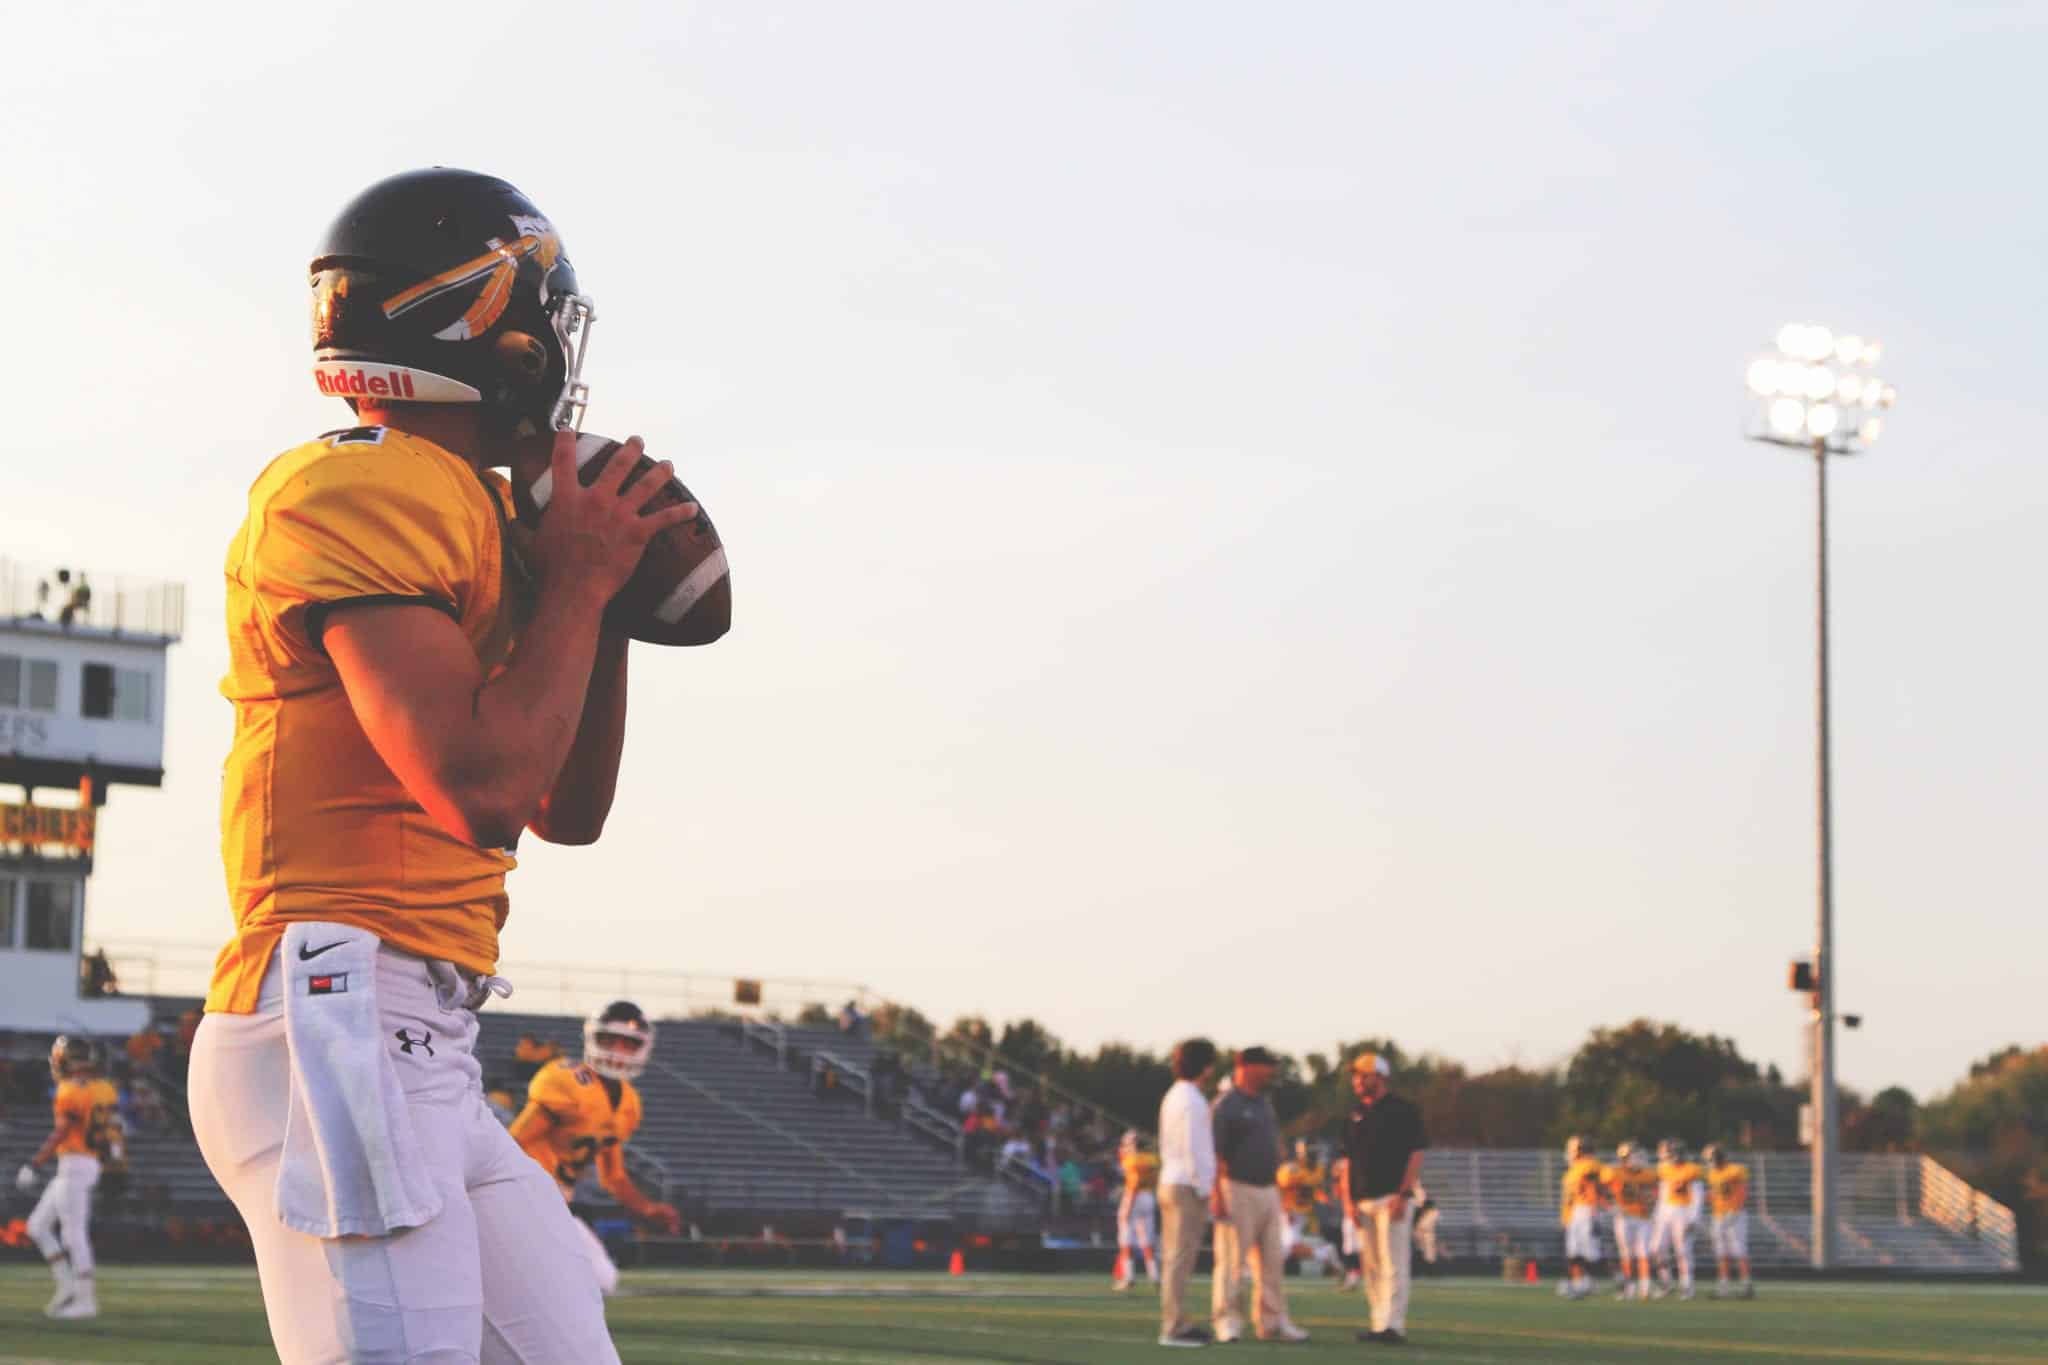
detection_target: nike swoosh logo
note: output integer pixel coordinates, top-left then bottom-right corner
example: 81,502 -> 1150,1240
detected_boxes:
298,940 -> 348,961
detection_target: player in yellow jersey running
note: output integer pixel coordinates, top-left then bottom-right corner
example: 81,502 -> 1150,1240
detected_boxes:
1603,1140 -> 1659,1299
510,1002 -> 682,1295
1557,1136 -> 1609,1300
1277,1140 -> 1337,1276
1703,1144 -> 1755,1298
1113,1131 -> 1162,1290
1651,1139 -> 1705,1298
186,167 -> 713,1364
15,1037 -> 120,1320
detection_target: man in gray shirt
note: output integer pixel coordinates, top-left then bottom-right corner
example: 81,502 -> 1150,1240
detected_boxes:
1209,1047 -> 1310,1344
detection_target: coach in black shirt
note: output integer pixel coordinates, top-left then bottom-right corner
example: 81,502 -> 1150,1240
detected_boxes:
1342,1052 -> 1426,1344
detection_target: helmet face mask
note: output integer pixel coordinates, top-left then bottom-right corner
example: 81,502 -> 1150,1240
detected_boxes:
310,168 -> 597,437
584,1000 -> 652,1081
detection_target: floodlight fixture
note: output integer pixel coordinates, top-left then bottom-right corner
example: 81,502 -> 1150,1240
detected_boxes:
1743,322 -> 1894,456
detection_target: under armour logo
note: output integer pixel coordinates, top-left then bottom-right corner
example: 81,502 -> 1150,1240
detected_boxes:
394,1029 -> 435,1057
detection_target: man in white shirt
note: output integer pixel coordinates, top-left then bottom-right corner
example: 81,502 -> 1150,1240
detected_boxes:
1156,1037 -> 1219,1349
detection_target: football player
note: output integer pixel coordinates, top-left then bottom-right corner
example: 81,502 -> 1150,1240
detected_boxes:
186,168 -> 715,1364
1557,1136 -> 1608,1300
1650,1139 -> 1705,1299
1604,1141 -> 1658,1299
15,1037 -> 120,1319
510,1002 -> 682,1295
1111,1131 -> 1161,1290
1703,1144 -> 1754,1298
1276,1140 -> 1337,1274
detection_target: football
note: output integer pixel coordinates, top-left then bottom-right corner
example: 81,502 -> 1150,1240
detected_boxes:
508,434 -> 731,646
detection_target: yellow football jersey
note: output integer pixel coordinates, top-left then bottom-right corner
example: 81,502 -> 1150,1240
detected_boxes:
207,427 -> 530,1013
1659,1160 -> 1705,1206
512,1058 -> 645,1199
1121,1149 -> 1161,1195
1708,1162 -> 1750,1216
1561,1156 -> 1607,1222
1606,1164 -> 1659,1219
1277,1161 -> 1326,1216
53,1079 -> 118,1158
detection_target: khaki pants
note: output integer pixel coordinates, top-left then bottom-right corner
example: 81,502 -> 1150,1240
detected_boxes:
1159,1184 -> 1209,1337
1356,1195 -> 1414,1334
1212,1181 -> 1290,1337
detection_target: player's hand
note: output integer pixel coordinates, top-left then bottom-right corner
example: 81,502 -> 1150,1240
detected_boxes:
531,431 -> 697,607
14,1164 -> 36,1192
646,1201 -> 683,1236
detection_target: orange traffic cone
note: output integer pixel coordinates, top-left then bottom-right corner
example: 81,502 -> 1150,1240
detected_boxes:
948,1248 -> 966,1276
1524,1259 -> 1540,1284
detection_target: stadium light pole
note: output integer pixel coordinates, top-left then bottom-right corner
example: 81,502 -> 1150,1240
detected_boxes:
1743,325 -> 1895,1271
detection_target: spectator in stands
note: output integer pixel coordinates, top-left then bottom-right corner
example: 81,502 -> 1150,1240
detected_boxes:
125,1029 -> 163,1076
1210,1046 -> 1310,1344
174,1010 -> 201,1075
836,1000 -> 867,1036
1344,1052 -> 1428,1346
80,950 -> 119,998
1156,1036 -> 1219,1349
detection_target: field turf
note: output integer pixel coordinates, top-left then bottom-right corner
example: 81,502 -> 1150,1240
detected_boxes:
2,1266 -> 2043,1363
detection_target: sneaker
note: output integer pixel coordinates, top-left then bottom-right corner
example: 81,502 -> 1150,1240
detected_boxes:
1678,1286 -> 1695,1301
1740,1283 -> 1756,1299
1212,1321 -> 1242,1344
1378,1330 -> 1408,1346
1114,1278 -> 1133,1293
1262,1322 -> 1310,1343
1158,1326 -> 1212,1348
52,1287 -> 98,1320
1342,1271 -> 1362,1291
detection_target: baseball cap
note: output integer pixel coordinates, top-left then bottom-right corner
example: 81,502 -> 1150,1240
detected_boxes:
1350,1051 -> 1391,1077
1238,1045 -> 1279,1067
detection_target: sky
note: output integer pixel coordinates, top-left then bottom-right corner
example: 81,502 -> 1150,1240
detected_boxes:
5,2 -> 2045,1102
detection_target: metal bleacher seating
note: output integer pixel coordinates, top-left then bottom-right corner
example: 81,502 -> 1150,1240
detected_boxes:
1413,1147 -> 2018,1273
469,1008 -> 1040,1227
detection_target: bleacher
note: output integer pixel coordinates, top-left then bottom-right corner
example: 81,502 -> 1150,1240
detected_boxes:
471,1007 -> 1039,1225
1413,1148 -> 2018,1273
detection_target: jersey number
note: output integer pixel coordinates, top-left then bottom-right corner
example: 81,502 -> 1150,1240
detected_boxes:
555,1134 -> 619,1187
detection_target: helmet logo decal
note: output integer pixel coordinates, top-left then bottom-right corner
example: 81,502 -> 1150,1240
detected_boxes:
382,222 -> 564,342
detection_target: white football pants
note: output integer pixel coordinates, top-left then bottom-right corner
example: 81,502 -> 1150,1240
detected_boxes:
191,944 -> 618,1364
1650,1207 -> 1695,1285
27,1153 -> 100,1274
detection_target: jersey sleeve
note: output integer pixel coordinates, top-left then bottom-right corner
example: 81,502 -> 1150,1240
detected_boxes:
243,444 -> 487,654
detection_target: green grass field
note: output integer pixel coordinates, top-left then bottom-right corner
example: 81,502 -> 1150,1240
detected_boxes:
2,1266 -> 2043,1363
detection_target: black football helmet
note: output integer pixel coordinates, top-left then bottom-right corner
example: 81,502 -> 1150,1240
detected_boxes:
584,1000 -> 654,1081
310,168 -> 596,435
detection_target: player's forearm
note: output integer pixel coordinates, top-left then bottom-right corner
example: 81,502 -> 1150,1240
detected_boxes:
446,579 -> 610,846
1402,1151 -> 1425,1192
530,628 -> 628,845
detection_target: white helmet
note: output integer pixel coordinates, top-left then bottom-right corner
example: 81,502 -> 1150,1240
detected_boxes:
583,1000 -> 654,1080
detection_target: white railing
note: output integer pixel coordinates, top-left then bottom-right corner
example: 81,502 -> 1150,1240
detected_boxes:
1921,1155 -> 2020,1266
1408,1148 -> 2017,1273
0,560 -> 184,641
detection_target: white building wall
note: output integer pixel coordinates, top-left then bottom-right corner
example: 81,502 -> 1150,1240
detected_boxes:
0,621 -> 171,773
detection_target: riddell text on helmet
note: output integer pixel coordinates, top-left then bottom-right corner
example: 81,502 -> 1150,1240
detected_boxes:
314,366 -> 416,398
